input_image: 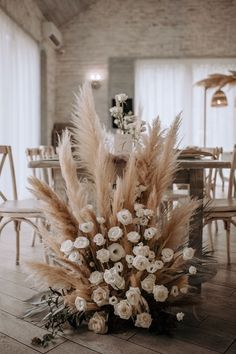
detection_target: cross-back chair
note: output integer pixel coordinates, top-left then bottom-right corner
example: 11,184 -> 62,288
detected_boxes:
204,144 -> 236,264
0,145 -> 42,265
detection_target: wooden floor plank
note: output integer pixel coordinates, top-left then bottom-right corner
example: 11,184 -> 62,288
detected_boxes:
0,333 -> 40,354
47,340 -> 100,354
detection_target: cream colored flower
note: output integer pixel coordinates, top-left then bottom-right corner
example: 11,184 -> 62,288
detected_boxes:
125,254 -> 134,264
75,296 -> 87,312
134,203 -> 144,211
148,251 -> 155,260
170,285 -> 179,297
93,233 -> 105,246
161,248 -> 174,263
146,262 -> 159,273
96,216 -> 105,224
114,300 -> 132,319
115,93 -> 128,102
68,251 -> 82,264
132,255 -> 149,271
79,221 -> 94,233
183,247 -> 195,260
126,287 -> 141,306
117,209 -> 133,225
91,286 -> 109,306
153,285 -> 169,302
74,236 -> 89,249
114,262 -> 123,272
155,260 -> 164,270
135,312 -> 152,328
141,274 -> 156,294
133,243 -> 150,257
143,209 -> 154,217
144,227 -> 157,240
108,243 -> 125,262
108,226 -> 123,241
136,208 -> 145,218
89,271 -> 103,285
127,231 -> 140,243
96,248 -> 110,263
176,312 -> 185,321
60,240 -> 74,254
109,296 -> 118,305
103,268 -> 125,290
88,312 -> 108,334
189,265 -> 197,274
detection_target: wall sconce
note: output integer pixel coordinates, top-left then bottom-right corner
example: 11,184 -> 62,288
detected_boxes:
90,74 -> 102,89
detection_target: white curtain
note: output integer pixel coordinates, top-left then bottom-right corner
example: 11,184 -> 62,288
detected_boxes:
135,59 -> 236,150
0,9 -> 40,199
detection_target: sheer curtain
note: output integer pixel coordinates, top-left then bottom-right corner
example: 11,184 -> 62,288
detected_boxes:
0,9 -> 40,198
135,59 -> 236,149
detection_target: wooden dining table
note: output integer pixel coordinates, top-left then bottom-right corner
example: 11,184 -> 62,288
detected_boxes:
28,158 -> 231,257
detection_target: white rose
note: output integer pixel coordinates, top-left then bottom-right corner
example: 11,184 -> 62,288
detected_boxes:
136,208 -> 145,218
153,285 -> 169,302
108,226 -> 123,241
139,217 -> 149,226
89,271 -> 103,285
143,209 -> 154,217
91,286 -> 109,306
133,243 -> 150,257
96,216 -> 105,224
141,274 -> 156,294
127,231 -> 140,243
176,312 -> 185,321
115,93 -> 128,103
114,300 -> 132,319
96,248 -> 110,263
114,262 -> 123,272
135,312 -> 152,328
88,312 -> 108,334
93,233 -> 105,246
125,254 -> 134,264
68,251 -> 82,264
146,262 -> 159,273
108,243 -> 125,262
134,203 -> 144,211
74,236 -> 89,249
60,240 -> 74,254
144,227 -> 157,240
133,255 -> 149,271
148,251 -> 155,260
189,265 -> 197,274
155,260 -> 164,270
75,296 -> 87,312
117,209 -> 133,225
183,247 -> 195,260
109,296 -> 118,305
103,268 -> 125,290
126,287 -> 141,306
170,285 -> 179,297
161,248 -> 174,263
79,222 -> 94,233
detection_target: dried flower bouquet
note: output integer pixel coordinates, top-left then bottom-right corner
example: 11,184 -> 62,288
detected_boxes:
26,83 -> 214,340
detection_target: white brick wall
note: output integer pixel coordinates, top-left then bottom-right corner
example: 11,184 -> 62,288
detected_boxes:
56,0 -> 236,129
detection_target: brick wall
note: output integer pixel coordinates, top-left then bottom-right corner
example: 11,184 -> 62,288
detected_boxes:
56,0 -> 236,129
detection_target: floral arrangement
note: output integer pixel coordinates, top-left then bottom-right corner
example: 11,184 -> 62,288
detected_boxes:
26,83 -> 214,341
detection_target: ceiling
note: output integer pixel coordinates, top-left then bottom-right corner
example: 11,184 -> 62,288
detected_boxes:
35,0 -> 96,27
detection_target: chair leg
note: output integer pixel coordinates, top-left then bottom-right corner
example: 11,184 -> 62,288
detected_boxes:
214,220 -> 218,234
207,222 -> 214,252
224,220 -> 231,265
14,220 -> 21,266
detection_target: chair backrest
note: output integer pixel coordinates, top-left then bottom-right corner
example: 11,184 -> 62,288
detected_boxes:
39,145 -> 55,159
0,145 -> 18,201
228,144 -> 236,200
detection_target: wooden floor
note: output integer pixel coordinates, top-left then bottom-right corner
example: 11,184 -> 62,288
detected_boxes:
0,202 -> 236,353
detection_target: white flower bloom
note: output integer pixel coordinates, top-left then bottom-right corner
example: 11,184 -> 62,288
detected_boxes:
180,286 -> 188,294
155,260 -> 164,270
126,287 -> 141,306
127,231 -> 140,243
189,265 -> 197,274
146,262 -> 159,273
96,216 -> 105,224
170,285 -> 179,297
109,106 -> 123,116
109,296 -> 118,305
139,217 -> 149,226
93,233 -> 105,246
143,209 -> 154,217
136,208 -> 145,218
89,271 -> 103,285
144,227 -> 157,240
103,268 -> 125,290
68,251 -> 82,264
141,274 -> 156,294
108,243 -> 125,262
183,247 -> 195,260
60,240 -> 74,254
96,248 -> 110,263
108,226 -> 123,241
115,93 -> 128,103
74,236 -> 89,249
88,312 -> 108,334
176,312 -> 185,321
161,248 -> 174,263
89,261 -> 95,267
117,209 -> 133,225
91,287 -> 109,306
134,203 -> 144,211
114,300 -> 132,320
133,243 -> 150,257
79,221 -> 94,233
135,312 -> 152,328
114,262 -> 123,272
153,285 -> 169,302
133,255 -> 149,271
75,296 -> 87,312
148,251 -> 156,260
125,254 -> 134,264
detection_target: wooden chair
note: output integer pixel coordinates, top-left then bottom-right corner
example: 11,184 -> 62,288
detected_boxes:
204,145 -> 236,264
0,146 -> 42,265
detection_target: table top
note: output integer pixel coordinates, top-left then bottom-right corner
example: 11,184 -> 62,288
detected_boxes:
28,158 -> 232,170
